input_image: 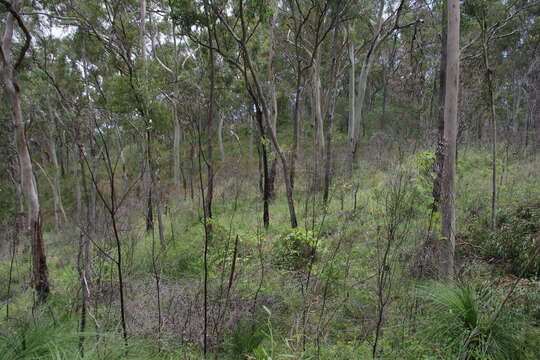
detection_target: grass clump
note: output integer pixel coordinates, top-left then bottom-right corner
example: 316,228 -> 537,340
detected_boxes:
422,282 -> 537,360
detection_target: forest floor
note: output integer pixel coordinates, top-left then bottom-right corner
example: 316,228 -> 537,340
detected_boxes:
1,145 -> 540,359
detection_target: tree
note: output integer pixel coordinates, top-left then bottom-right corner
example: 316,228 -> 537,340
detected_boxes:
440,0 -> 460,278
211,0 -> 299,228
0,0 -> 50,302
347,0 -> 410,174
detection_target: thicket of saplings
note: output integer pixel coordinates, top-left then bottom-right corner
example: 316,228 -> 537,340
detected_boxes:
1,134 -> 539,360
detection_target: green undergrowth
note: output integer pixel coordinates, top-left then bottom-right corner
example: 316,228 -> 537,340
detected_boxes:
2,147 -> 540,359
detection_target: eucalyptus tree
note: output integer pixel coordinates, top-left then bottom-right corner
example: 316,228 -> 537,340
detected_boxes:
284,0 -> 334,188
347,0 -> 413,174
440,0 -> 460,279
172,0 -> 299,229
462,0 -> 532,230
212,0 -> 299,228
1,0 -> 50,302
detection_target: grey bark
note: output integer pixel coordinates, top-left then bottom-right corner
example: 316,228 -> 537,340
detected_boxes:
1,0 -> 50,302
440,0 -> 460,279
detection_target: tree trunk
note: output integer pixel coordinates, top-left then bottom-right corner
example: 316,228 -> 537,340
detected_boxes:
440,0 -> 460,279
140,0 -> 154,232
218,113 -> 225,161
323,24 -> 341,204
205,28 -> 215,221
173,100 -> 182,196
46,96 -> 66,232
348,30 -> 356,176
144,133 -> 154,231
267,0 -> 279,135
77,150 -> 91,356
256,109 -> 270,229
1,0 -> 50,303
432,0 -> 447,211
217,5 -> 298,228
350,0 -> 384,169
312,51 -> 325,191
482,27 -> 497,231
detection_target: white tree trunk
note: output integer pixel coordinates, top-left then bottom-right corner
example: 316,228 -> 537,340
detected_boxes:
1,0 -> 49,301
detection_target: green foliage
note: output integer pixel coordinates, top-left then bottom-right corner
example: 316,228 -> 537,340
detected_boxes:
104,75 -> 140,114
422,282 -> 535,360
272,228 -> 316,271
223,317 -> 266,359
486,203 -> 540,277
0,310 -> 190,359
169,0 -> 210,30
0,311 -> 78,360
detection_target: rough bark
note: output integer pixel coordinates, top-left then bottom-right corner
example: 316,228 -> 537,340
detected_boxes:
432,0 -> 447,211
440,0 -> 460,279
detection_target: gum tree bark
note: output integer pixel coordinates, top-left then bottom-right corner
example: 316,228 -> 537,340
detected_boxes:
440,0 -> 460,279
0,0 -> 50,302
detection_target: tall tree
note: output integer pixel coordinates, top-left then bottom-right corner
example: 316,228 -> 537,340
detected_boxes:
0,0 -> 50,302
440,0 -> 460,278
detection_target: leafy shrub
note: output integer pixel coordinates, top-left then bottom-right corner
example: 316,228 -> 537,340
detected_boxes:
272,228 -> 316,271
486,203 -> 540,277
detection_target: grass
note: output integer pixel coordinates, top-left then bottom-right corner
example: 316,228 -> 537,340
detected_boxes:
1,145 -> 540,359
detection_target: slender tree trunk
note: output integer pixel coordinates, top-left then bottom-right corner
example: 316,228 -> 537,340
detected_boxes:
218,114 -> 225,161
217,5 -> 298,228
481,26 -> 498,231
139,0 -> 154,232
267,0 -> 279,136
46,96 -> 66,232
380,61 -> 387,131
256,109 -> 270,229
291,65 -> 303,188
354,51 -> 377,140
348,30 -> 356,176
350,0 -> 385,169
173,100 -> 182,196
144,133 -> 154,231
205,28 -> 215,221
323,25 -> 341,204
432,0 -> 447,211
249,112 -> 254,158
78,150 -> 90,356
440,0 -> 460,279
312,51 -> 325,190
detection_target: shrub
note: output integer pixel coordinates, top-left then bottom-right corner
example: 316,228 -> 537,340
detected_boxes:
486,203 -> 540,277
272,228 -> 316,271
